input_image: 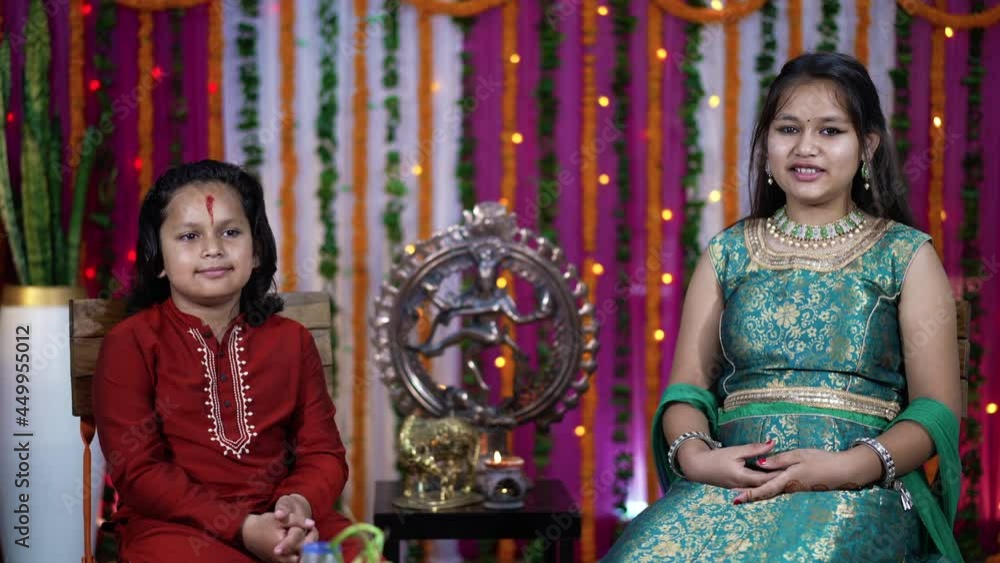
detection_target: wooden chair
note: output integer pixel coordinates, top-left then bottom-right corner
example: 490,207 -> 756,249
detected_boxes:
69,292 -> 335,563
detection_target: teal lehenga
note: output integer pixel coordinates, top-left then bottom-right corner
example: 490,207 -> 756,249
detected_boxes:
602,217 -> 962,562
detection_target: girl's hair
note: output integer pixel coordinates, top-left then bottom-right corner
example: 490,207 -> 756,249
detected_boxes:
747,52 -> 915,226
126,160 -> 284,326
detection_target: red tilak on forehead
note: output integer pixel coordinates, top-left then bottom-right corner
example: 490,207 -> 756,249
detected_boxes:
205,195 -> 215,225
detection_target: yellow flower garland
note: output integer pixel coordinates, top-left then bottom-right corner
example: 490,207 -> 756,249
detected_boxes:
855,0 -> 870,66
723,21 -> 740,226
208,0 -> 224,160
351,0 -> 371,522
138,11 -> 154,199
400,0 -> 508,17
279,1 -> 298,290
897,0 -> 1000,28
644,4 -> 663,505
929,0 -> 946,257
788,0 -> 803,58
580,0 -> 598,561
69,0 -> 84,170
651,0 -> 766,21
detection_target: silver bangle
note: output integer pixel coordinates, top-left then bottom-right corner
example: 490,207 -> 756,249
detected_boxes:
851,437 -> 896,489
667,431 -> 722,479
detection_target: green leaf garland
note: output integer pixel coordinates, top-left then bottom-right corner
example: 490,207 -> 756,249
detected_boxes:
889,7 -> 911,160
956,4 -> 985,559
610,0 -> 635,528
534,0 -> 561,476
455,17 -> 477,213
169,9 -> 186,167
755,1 -> 777,114
316,0 -> 341,397
681,4 -> 706,285
237,0 -> 263,176
382,0 -> 405,258
815,0 -> 840,53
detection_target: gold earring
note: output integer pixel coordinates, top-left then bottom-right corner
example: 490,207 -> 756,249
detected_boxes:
861,162 -> 870,191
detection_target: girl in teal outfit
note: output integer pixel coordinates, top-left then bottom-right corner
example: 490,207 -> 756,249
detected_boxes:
603,53 -> 963,562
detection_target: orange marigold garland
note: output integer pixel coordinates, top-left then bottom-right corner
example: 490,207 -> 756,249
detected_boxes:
417,11 -> 433,240
855,0 -> 870,65
644,4 -> 664,505
498,4 -> 518,560
501,1 -> 517,208
400,0 -> 507,16
651,0 -> 766,21
350,0 -> 370,522
897,0 -> 1000,28
279,0 -> 298,290
788,0 -> 803,57
723,21 -> 740,226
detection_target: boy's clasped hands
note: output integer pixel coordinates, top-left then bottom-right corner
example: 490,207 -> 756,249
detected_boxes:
242,494 -> 320,563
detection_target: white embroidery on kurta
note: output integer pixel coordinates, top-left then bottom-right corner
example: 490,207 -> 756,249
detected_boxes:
190,326 -> 257,458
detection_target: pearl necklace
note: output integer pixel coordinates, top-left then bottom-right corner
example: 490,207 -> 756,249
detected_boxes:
766,206 -> 866,249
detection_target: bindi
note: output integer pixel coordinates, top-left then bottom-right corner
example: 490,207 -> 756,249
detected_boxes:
205,195 -> 215,225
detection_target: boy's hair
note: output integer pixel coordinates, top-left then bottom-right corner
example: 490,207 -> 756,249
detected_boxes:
126,160 -> 284,326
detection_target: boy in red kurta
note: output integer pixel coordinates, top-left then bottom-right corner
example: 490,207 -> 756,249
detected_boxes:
94,161 -> 363,562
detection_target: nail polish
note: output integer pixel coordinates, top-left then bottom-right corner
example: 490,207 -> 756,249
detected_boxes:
757,457 -> 767,465
765,439 -> 774,445
733,498 -> 743,505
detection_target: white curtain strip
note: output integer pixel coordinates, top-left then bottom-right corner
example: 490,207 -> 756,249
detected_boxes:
802,0 -> 821,52
332,0 -> 359,521
775,1 -> 790,70
695,23 -> 725,249
397,4 -> 420,270
426,13 -> 464,562
870,1 -> 897,118
222,1 -> 243,166
360,0 -> 394,527
256,2 -> 284,291
842,0 -> 857,56
429,10 -> 464,391
737,9 -> 763,217
292,0 -> 324,293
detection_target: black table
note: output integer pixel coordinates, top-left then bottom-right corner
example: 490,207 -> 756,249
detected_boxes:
373,478 -> 580,562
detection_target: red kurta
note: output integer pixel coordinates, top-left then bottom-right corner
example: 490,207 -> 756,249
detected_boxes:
94,297 -> 361,562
